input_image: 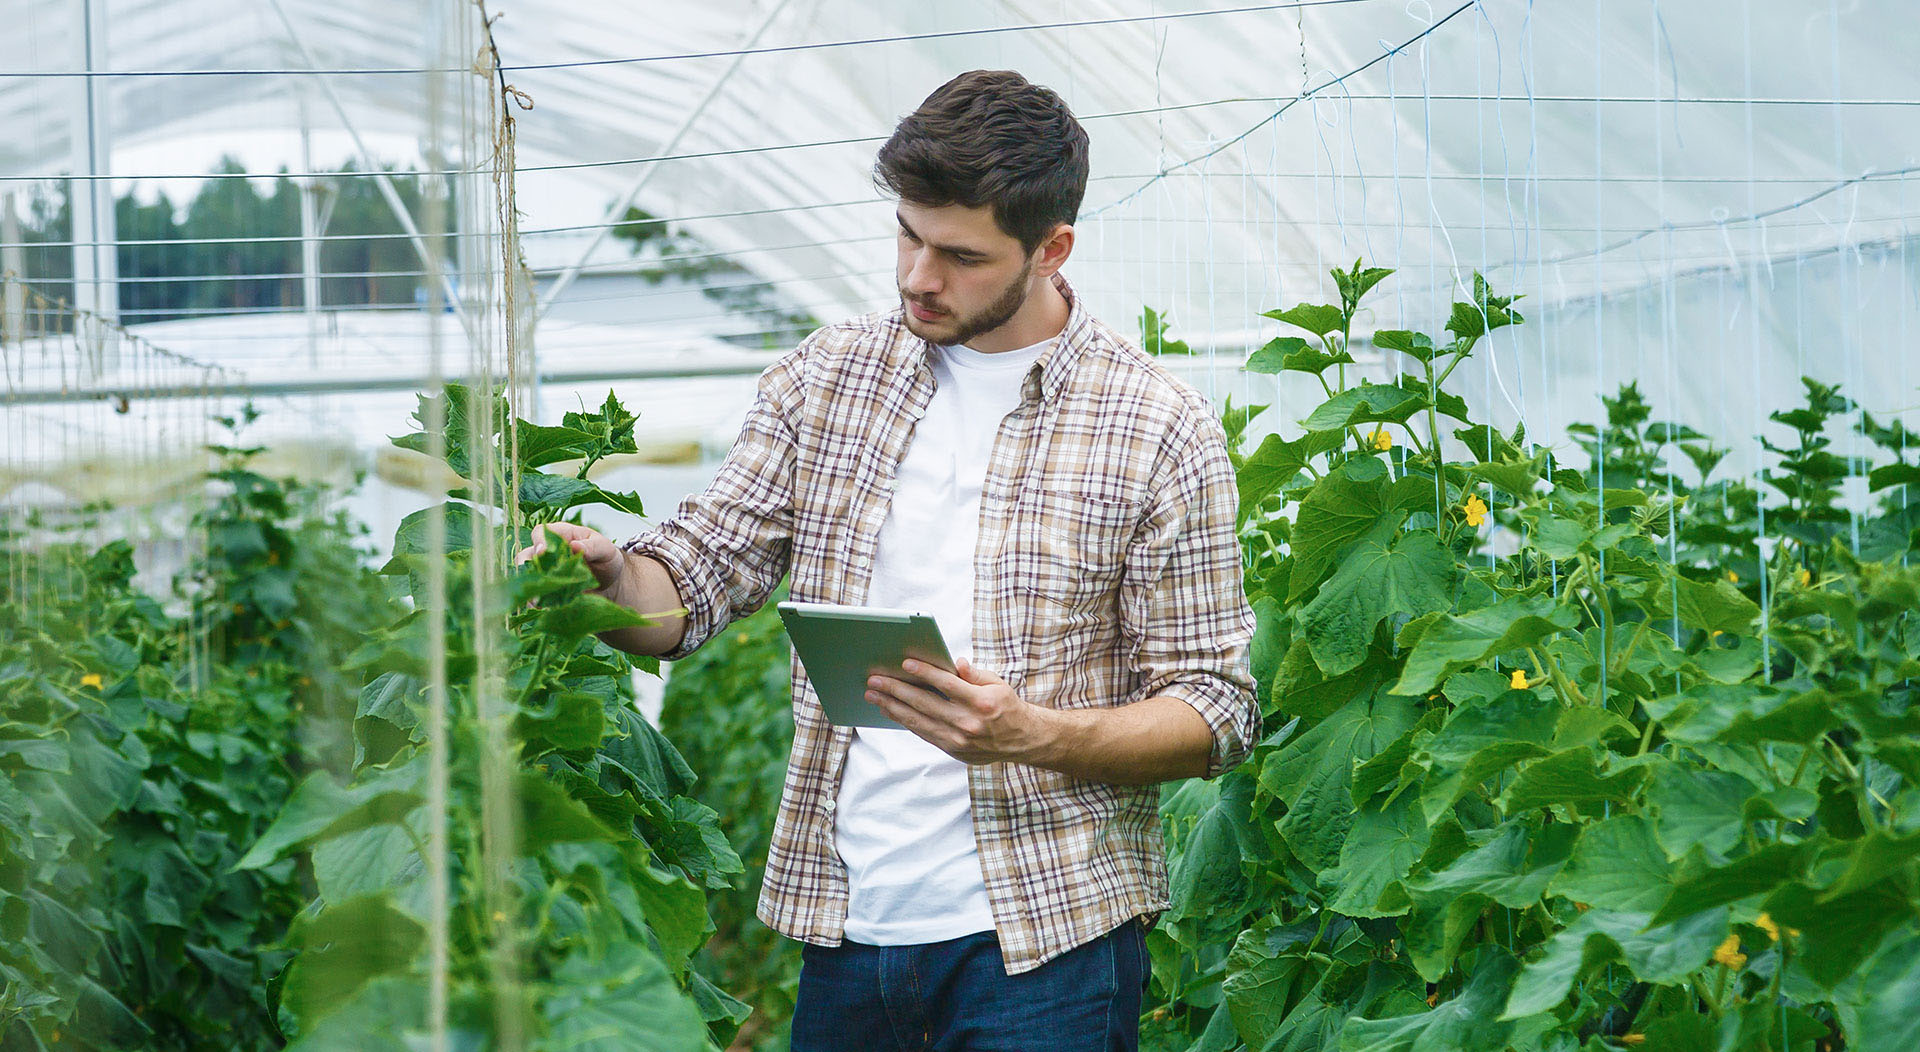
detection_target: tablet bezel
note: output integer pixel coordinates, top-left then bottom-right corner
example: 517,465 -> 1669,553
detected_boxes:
775,601 -> 957,730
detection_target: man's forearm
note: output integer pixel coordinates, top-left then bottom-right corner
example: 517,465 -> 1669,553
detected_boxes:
591,551 -> 690,656
1026,696 -> 1215,785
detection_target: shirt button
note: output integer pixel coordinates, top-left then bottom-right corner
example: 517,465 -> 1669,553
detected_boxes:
823,799 -> 836,814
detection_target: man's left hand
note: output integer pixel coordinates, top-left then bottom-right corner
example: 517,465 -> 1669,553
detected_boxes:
866,659 -> 1059,765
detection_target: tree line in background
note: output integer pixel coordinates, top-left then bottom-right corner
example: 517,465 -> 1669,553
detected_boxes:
6,159 -> 445,323
4,163 -> 817,348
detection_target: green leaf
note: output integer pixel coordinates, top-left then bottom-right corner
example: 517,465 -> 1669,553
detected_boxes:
1416,688 -> 1559,823
689,967 -> 752,1026
311,823 -> 427,913
1766,879 -> 1913,989
1469,455 -> 1547,500
543,941 -> 708,1052
1867,462 -> 1920,492
1817,829 -> 1920,902
519,472 -> 597,513
530,593 -> 653,642
1140,306 -> 1193,355
627,861 -> 713,973
1263,690 -> 1419,871
1402,822 -> 1577,980
282,895 -> 425,1025
1334,262 -> 1394,310
1500,908 -> 1726,1019
1298,531 -> 1457,676
1391,594 -> 1578,696
1371,329 -> 1437,363
1351,707 -> 1444,804
519,690 -> 609,752
1343,948 -> 1518,1050
1285,457 -> 1400,597
393,382 -> 496,477
1264,302 -> 1346,338
1660,575 -> 1762,635
1834,928 -> 1920,1052
1321,791 -> 1431,916
1407,821 -> 1578,906
1549,814 -> 1673,913
517,772 -> 624,850
382,502 -> 479,569
1501,747 -> 1646,814
1221,919 -> 1311,1046
281,976 -> 423,1052
1219,395 -> 1269,448
1714,685 -> 1847,746
235,756 -> 426,870
1246,336 -> 1354,375
1236,429 -> 1345,521
1645,762 -> 1757,858
561,389 -> 640,455
514,421 -> 601,468
1168,777 -> 1252,920
1649,841 -> 1814,926
1302,383 -> 1455,433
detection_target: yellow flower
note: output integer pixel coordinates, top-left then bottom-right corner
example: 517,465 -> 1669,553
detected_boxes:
1510,669 -> 1529,690
80,673 -> 103,689
1712,934 -> 1746,969
1725,569 -> 1739,584
1753,912 -> 1799,940
1710,630 -> 1724,642
1796,568 -> 1811,587
1463,494 -> 1489,527
1370,428 -> 1393,452
1619,1036 -> 1646,1047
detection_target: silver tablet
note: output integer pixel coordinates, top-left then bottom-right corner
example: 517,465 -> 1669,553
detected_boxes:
775,601 -> 957,729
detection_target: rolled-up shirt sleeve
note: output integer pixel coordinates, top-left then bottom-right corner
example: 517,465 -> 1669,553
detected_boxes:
619,347 -> 805,660
1118,402 -> 1259,778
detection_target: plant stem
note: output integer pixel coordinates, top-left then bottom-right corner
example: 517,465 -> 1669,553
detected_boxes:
1610,619 -> 1651,683
1529,645 -> 1589,708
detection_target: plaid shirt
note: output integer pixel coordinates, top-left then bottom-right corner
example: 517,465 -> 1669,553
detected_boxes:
621,276 -> 1257,974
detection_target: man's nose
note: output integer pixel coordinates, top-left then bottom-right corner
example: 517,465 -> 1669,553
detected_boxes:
903,250 -> 941,295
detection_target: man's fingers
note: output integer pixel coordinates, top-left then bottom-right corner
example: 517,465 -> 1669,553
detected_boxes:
896,661 -> 971,698
903,658 -> 1002,695
868,674 -> 946,713
867,681 -> 968,753
952,657 -> 1005,686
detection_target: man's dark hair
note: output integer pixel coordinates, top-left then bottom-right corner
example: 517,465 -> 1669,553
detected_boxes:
874,70 -> 1090,254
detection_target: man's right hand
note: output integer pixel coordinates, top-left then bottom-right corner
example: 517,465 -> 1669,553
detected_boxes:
515,522 -> 627,595
513,523 -> 689,656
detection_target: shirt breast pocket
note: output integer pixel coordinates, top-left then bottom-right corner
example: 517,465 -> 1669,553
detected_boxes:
1019,490 -> 1141,615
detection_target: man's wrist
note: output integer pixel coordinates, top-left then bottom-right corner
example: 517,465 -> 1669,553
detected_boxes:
1018,704 -> 1090,770
589,549 -> 637,608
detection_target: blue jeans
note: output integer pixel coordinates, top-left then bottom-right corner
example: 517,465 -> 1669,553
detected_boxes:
789,921 -> 1148,1052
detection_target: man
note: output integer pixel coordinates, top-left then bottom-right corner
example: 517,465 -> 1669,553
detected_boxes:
520,70 -> 1256,1051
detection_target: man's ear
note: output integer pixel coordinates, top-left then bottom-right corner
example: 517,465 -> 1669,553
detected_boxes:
1032,222 -> 1075,278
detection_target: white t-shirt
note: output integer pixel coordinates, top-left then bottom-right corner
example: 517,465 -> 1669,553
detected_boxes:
833,337 -> 1050,945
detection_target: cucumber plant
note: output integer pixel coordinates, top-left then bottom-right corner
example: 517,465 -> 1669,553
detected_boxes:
1146,263 -> 1920,1052
236,385 -> 746,1051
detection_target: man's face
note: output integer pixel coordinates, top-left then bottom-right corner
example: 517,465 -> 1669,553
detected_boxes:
894,201 -> 1037,348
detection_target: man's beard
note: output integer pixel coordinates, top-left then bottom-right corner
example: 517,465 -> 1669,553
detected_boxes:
901,259 -> 1033,348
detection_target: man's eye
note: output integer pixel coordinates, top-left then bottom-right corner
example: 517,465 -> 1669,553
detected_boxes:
899,228 -> 920,243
